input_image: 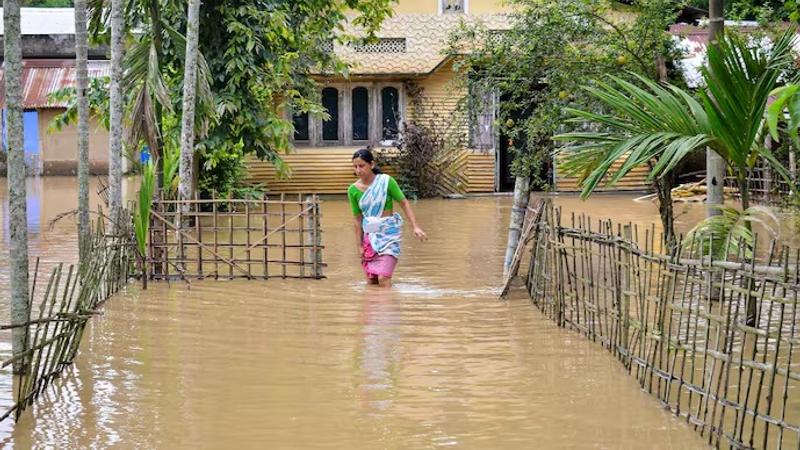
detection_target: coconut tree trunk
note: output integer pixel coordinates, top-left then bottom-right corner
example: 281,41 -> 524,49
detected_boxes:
504,176 -> 531,276
108,0 -> 124,231
179,0 -> 202,213
75,0 -> 90,260
706,0 -> 725,218
4,0 -> 30,374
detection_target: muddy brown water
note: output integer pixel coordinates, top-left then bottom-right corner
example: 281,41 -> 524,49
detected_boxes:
0,180 -> 710,448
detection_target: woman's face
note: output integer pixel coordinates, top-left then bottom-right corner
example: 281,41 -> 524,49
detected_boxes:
353,157 -> 374,180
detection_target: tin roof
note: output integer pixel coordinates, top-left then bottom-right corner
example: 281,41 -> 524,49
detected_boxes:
0,59 -> 110,109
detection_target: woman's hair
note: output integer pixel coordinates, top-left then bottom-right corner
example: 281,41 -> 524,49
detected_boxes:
352,148 -> 381,174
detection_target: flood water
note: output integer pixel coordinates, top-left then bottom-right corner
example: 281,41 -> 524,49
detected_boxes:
0,179 -> 711,448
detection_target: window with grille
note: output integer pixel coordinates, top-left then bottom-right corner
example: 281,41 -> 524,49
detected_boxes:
321,87 -> 339,141
487,30 -> 507,47
441,0 -> 465,14
469,82 -> 495,150
293,112 -> 309,141
320,40 -> 334,54
381,87 -> 400,141
353,38 -> 406,54
352,87 -> 369,141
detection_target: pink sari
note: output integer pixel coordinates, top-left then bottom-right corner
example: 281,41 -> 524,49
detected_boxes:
362,234 -> 398,278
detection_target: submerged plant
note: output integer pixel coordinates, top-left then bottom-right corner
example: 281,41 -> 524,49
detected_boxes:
133,161 -> 155,287
684,205 -> 780,259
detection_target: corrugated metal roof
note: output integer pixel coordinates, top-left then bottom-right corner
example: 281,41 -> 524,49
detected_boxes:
0,59 -> 110,109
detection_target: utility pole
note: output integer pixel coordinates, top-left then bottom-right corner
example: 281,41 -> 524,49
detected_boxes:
706,0 -> 725,217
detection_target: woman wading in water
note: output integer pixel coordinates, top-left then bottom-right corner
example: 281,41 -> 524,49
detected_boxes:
348,149 -> 427,287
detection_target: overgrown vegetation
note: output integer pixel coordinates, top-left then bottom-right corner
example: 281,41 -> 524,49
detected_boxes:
51,0 -> 391,198
381,83 -> 467,198
449,0 -> 682,190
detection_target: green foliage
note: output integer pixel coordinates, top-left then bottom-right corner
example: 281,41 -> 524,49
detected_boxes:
555,73 -> 712,197
381,84 -> 467,198
25,0 -> 72,6
47,77 -> 111,132
195,0 -> 393,196
684,205 -> 779,259
688,0 -> 785,21
768,83 -> 800,150
557,28 -> 797,258
556,29 -> 797,207
134,160 -> 155,257
449,0 -> 681,189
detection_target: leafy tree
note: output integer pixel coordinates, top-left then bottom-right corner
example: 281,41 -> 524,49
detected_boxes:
195,0 -> 393,196
449,0 -> 681,189
556,30 -> 796,255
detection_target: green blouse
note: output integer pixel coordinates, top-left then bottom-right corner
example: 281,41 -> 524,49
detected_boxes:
348,176 -> 406,216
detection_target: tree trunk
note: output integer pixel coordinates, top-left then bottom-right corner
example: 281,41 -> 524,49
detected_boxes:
706,0 -> 725,218
4,0 -> 30,374
504,176 -> 531,276
108,0 -> 124,231
655,176 -> 676,252
149,0 -> 165,190
179,0 -> 202,213
75,0 -> 90,260
739,173 -> 758,326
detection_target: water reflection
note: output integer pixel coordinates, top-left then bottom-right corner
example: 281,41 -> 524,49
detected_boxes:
357,289 -> 400,415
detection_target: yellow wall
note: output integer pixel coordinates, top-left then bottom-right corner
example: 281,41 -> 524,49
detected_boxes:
393,0 -> 511,14
38,109 -> 110,175
408,59 -> 465,131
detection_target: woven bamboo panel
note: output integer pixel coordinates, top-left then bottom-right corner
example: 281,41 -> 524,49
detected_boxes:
555,157 -> 651,192
245,148 -> 496,194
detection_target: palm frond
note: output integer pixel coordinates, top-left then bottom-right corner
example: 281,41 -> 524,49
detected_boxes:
683,205 -> 780,259
700,29 -> 797,170
134,160 -> 155,256
162,21 -> 216,138
554,74 -> 712,198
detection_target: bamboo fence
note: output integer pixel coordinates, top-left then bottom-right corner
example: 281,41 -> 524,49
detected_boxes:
725,158 -> 798,207
0,213 -> 135,422
521,200 -> 800,449
148,192 -> 325,280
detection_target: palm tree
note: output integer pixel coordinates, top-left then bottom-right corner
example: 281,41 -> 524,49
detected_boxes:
179,0 -> 202,208
4,0 -> 29,374
88,0 -> 213,191
75,0 -> 90,260
108,0 -> 124,231
555,30 -> 796,252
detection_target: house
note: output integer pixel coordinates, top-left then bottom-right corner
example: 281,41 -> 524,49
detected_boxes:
0,59 -> 111,175
246,0 -> 515,194
245,0 -> 656,194
0,8 -> 110,176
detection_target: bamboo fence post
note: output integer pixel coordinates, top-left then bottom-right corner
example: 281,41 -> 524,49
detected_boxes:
195,191 -> 203,277
268,195 -> 269,280
246,201 -> 252,279
228,196 -> 234,279
162,199 -> 169,280
313,194 -> 323,279
298,193 -> 305,278
213,191 -> 219,279
281,193 -> 287,279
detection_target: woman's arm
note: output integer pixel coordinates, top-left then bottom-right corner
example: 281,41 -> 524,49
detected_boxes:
353,214 -> 364,257
399,199 -> 427,241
